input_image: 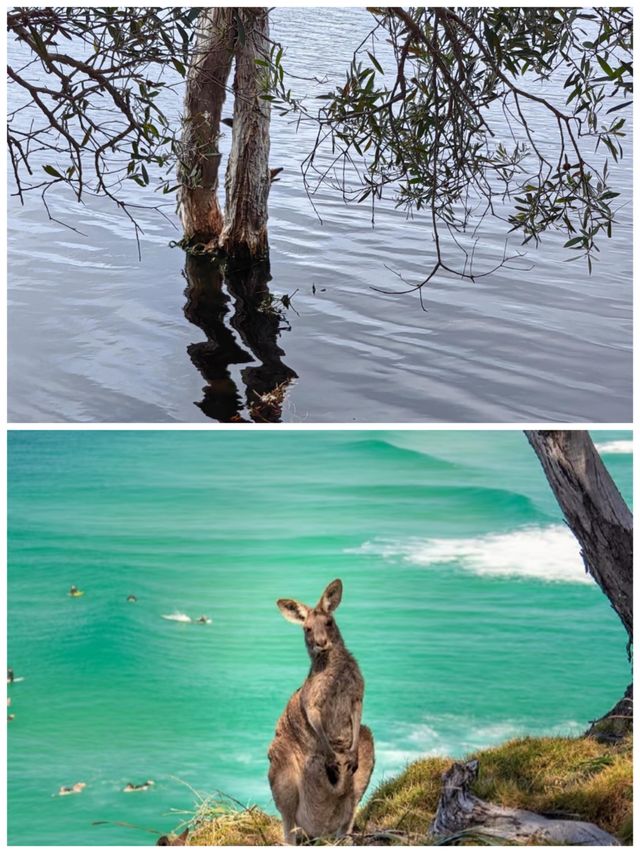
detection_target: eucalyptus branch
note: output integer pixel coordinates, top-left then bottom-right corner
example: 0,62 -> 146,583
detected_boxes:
265,6 -> 632,289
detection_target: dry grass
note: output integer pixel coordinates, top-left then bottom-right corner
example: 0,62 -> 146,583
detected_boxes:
180,735 -> 632,846
186,796 -> 282,846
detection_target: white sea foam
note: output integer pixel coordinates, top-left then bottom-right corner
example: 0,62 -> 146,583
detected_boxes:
349,525 -> 592,584
375,715 -> 584,776
595,440 -> 633,455
161,612 -> 192,623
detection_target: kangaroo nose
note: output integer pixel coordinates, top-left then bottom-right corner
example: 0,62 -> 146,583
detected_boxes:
316,637 -> 327,647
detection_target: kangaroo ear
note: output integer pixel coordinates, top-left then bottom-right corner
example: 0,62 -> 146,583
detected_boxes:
277,598 -> 309,625
319,579 -> 342,613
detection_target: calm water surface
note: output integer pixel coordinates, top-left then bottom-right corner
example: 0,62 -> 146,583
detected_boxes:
8,9 -> 632,422
7,430 -> 632,843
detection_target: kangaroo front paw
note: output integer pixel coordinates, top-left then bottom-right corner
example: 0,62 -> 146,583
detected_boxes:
347,751 -> 359,774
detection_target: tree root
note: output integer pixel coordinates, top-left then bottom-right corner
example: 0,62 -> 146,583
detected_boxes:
586,683 -> 633,744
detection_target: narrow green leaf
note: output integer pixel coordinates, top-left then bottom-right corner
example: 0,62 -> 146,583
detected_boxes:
367,51 -> 384,75
596,55 -> 615,78
43,164 -> 63,178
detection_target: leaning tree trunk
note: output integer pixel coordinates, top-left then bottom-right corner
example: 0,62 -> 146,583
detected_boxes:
220,8 -> 271,261
525,430 -> 632,739
179,9 -> 235,244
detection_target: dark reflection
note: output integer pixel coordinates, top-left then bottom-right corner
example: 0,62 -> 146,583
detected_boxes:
183,254 -> 297,422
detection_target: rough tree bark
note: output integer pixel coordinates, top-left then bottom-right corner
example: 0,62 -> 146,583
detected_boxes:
220,8 -> 271,261
179,8 -> 235,244
525,430 -> 632,739
180,8 -> 271,261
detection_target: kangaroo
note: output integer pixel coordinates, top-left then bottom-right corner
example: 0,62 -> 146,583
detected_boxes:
268,579 -> 374,844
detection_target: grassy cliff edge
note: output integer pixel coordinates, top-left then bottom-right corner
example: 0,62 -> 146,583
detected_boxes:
172,735 -> 631,846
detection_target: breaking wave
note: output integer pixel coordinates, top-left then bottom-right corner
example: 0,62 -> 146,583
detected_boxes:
595,440 -> 633,455
349,525 -> 591,584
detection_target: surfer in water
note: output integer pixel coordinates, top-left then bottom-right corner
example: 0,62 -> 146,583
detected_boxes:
69,585 -> 84,597
7,667 -> 14,684
123,780 -> 155,792
58,782 -> 86,796
196,616 -> 211,624
127,594 -> 137,603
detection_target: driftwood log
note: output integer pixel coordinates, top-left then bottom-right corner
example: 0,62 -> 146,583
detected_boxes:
431,760 -> 620,846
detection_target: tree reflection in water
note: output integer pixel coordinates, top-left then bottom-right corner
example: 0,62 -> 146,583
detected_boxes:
183,254 -> 297,422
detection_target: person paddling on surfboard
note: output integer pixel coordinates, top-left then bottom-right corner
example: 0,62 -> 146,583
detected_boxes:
68,585 -> 84,597
123,780 -> 155,792
58,782 -> 86,796
7,667 -> 14,684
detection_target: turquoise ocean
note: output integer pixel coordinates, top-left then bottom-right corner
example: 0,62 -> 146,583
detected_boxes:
7,430 -> 632,844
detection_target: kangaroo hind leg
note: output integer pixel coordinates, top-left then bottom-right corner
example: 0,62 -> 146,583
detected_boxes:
269,760 -> 302,845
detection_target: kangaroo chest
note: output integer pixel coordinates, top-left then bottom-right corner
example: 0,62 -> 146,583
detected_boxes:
304,662 -> 363,747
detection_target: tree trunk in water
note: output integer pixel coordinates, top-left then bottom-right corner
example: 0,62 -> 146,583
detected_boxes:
179,9 -> 234,244
220,8 -> 271,261
525,430 -> 632,739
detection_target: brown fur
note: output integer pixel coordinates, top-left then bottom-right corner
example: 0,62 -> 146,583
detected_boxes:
268,579 -> 375,844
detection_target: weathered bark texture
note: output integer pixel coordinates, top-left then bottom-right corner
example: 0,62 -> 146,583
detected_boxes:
431,760 -> 620,845
585,682 -> 633,742
525,430 -> 632,739
525,431 -> 632,640
179,9 -> 235,244
220,9 -> 271,260
179,8 -> 272,259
